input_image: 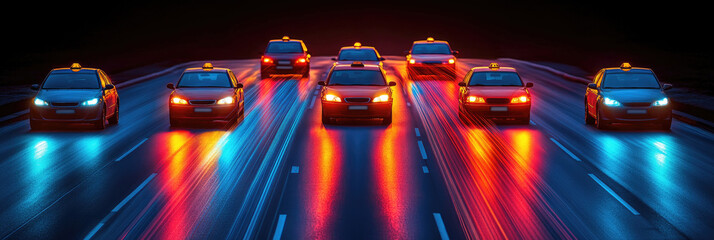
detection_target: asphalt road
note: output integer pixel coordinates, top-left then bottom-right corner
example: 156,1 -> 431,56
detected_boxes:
1,57 -> 712,239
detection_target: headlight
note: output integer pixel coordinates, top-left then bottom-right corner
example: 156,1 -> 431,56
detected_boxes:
448,59 -> 455,64
171,97 -> 188,105
81,98 -> 99,106
467,96 -> 485,103
34,98 -> 48,106
653,97 -> 669,106
511,95 -> 530,103
603,97 -> 621,107
372,94 -> 389,102
324,94 -> 341,102
217,96 -> 234,104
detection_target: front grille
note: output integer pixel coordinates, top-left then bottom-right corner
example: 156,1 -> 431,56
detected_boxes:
52,102 -> 78,106
190,100 -> 216,105
485,98 -> 509,104
345,97 -> 370,103
422,61 -> 443,64
623,102 -> 651,107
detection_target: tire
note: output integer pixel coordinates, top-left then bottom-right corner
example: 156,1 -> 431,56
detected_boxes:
108,103 -> 119,125
94,106 -> 107,130
30,119 -> 45,131
585,103 -> 595,125
260,70 -> 270,80
595,106 -> 609,130
659,119 -> 672,131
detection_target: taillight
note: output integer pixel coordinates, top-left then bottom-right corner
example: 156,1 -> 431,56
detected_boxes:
297,58 -> 307,63
262,57 -> 272,64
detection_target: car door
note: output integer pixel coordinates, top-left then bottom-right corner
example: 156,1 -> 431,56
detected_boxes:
586,70 -> 603,116
459,70 -> 473,104
228,71 -> 242,107
99,70 -> 117,114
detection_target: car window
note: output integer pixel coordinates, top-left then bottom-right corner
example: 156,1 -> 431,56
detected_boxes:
178,72 -> 232,88
602,72 -> 660,89
266,42 -> 304,53
469,72 -> 523,86
328,70 -> 386,86
338,49 -> 379,61
411,43 -> 451,54
42,72 -> 100,89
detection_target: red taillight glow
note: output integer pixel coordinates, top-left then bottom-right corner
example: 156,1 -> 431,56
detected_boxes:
297,58 -> 307,63
409,59 -> 416,64
262,57 -> 272,63
511,95 -> 530,103
448,59 -> 455,64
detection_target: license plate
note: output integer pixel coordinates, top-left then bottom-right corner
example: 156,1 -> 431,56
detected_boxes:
278,61 -> 291,65
276,66 -> 293,70
194,108 -> 212,113
348,105 -> 368,110
627,109 -> 647,114
490,106 -> 508,112
56,109 -> 75,114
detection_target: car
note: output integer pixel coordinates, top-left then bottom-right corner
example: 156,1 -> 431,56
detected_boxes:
331,42 -> 386,67
29,63 -> 119,130
585,63 -> 673,130
457,63 -> 533,124
260,36 -> 311,79
405,37 -> 459,80
166,63 -> 245,127
319,61 -> 396,125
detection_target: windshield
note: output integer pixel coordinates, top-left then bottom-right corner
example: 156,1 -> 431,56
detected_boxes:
265,42 -> 303,53
328,70 -> 386,86
178,72 -> 232,88
469,72 -> 523,86
42,72 -> 100,89
338,49 -> 379,61
411,43 -> 451,54
602,72 -> 660,89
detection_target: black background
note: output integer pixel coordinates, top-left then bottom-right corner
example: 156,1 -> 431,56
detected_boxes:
3,1 -> 711,91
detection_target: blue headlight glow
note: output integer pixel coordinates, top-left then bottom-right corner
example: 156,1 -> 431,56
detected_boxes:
34,98 -> 48,106
653,97 -> 669,106
82,98 -> 99,106
603,97 -> 621,107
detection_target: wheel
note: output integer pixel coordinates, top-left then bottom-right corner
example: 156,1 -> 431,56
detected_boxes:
595,106 -> 609,130
108,103 -> 119,125
585,103 -> 595,125
30,119 -> 45,131
302,69 -> 310,79
94,106 -> 107,129
659,119 -> 672,131
382,114 -> 392,125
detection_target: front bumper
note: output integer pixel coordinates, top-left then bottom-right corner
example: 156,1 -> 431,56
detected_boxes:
261,63 -> 309,75
322,102 -> 392,119
169,104 -> 239,123
600,105 -> 672,123
30,105 -> 102,123
462,104 -> 530,119
407,64 -> 456,75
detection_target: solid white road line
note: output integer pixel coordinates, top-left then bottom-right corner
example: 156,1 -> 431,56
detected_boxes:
291,166 -> 299,174
308,96 -> 317,109
550,138 -> 582,162
417,140 -> 428,160
115,138 -> 148,162
273,214 -> 287,240
588,174 -> 640,215
433,213 -> 450,240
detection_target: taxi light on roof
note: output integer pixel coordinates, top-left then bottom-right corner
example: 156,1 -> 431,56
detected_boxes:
489,63 -> 500,70
351,61 -> 364,67
620,62 -> 632,71
70,63 -> 82,72
282,36 -> 290,41
202,63 -> 214,71
354,42 -> 362,48
426,37 -> 434,42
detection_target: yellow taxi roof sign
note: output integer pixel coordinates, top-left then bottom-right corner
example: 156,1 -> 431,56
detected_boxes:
489,62 -> 500,70
70,63 -> 82,72
426,37 -> 435,42
354,42 -> 362,48
282,36 -> 290,41
202,63 -> 214,71
620,62 -> 632,71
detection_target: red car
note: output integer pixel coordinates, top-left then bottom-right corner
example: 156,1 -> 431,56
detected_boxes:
260,36 -> 311,79
458,63 -> 533,124
331,42 -> 385,67
166,63 -> 245,127
406,37 -> 459,80
319,62 -> 396,125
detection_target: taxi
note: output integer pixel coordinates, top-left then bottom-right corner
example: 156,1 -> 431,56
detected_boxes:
458,63 -> 533,124
260,36 -> 311,79
331,42 -> 385,67
29,63 -> 119,130
406,37 -> 459,80
167,63 -> 245,127
319,62 -> 396,125
585,63 -> 673,130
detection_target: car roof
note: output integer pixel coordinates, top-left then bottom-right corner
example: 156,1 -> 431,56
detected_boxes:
183,67 -> 231,73
332,63 -> 382,71
340,46 -> 377,51
413,40 -> 450,45
268,39 -> 304,43
470,66 -> 518,73
603,67 -> 653,73
50,68 -> 98,73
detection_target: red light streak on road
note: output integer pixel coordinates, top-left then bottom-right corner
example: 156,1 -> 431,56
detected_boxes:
304,126 -> 343,239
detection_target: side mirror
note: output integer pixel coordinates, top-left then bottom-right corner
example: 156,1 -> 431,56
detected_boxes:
587,83 -> 597,90
452,50 -> 460,55
662,83 -> 672,90
379,57 -> 386,61
31,84 -> 39,90
104,84 -> 115,90
236,83 -> 244,89
331,57 -> 337,61
318,81 -> 326,86
166,83 -> 175,89
388,81 -> 397,86
458,82 -> 467,87
525,82 -> 534,88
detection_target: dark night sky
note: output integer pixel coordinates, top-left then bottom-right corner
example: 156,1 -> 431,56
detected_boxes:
3,1 -> 712,89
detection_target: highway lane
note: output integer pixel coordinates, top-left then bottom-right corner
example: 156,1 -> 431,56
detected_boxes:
0,57 -> 712,239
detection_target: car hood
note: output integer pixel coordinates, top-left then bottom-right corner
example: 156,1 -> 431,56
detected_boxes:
173,88 -> 235,100
601,89 -> 665,103
468,86 -> 528,98
324,86 -> 390,98
264,53 -> 307,60
35,89 -> 101,103
410,54 -> 454,62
